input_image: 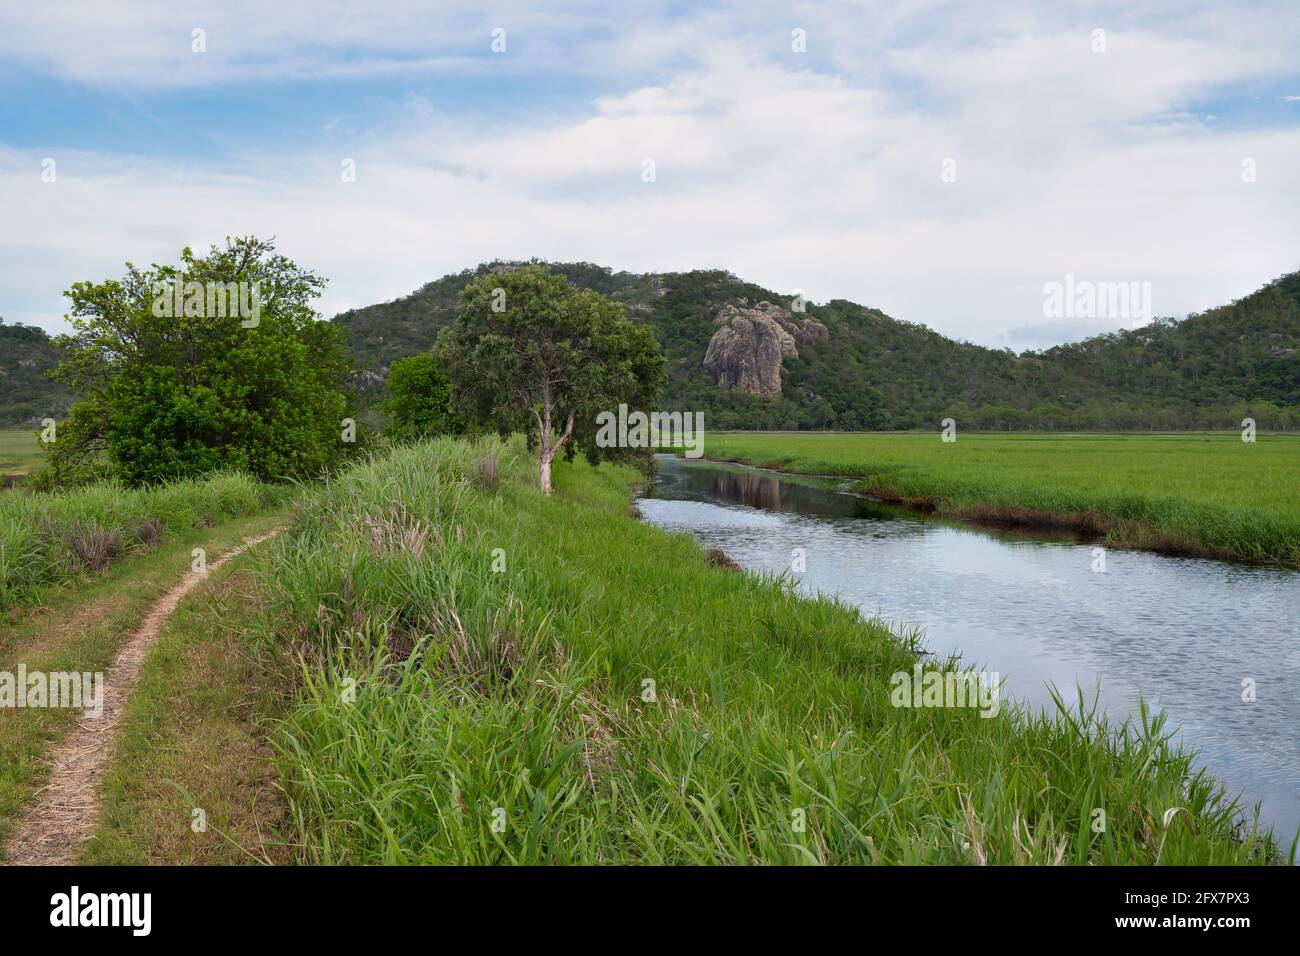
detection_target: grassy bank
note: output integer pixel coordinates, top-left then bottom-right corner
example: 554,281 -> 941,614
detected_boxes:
698,432 -> 1300,566
230,437 -> 1278,864
0,471 -> 281,609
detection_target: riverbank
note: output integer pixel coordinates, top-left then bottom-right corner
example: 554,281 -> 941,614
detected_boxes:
642,453 -> 1300,845
10,437 -> 1280,863
215,437 -> 1277,863
696,433 -> 1300,567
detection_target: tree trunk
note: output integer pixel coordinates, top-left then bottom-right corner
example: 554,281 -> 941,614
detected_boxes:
535,393 -> 571,496
539,447 -> 554,495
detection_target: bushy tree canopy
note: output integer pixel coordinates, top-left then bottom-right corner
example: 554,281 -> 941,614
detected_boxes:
436,265 -> 666,493
45,237 -> 353,485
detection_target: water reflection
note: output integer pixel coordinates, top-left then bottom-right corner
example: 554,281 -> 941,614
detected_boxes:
647,457 -> 918,522
639,455 -> 1300,843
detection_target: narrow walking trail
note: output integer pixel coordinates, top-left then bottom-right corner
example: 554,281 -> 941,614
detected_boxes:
3,528 -> 280,866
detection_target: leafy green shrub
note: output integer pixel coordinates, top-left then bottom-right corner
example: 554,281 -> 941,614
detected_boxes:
380,353 -> 464,441
44,237 -> 353,487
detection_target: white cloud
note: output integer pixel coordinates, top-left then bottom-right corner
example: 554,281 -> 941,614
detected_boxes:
1,2 -> 1298,348
0,0 -> 696,88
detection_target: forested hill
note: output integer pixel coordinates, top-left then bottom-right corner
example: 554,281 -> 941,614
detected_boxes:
0,318 -> 74,427
4,266 -> 1296,429
1035,271 -> 1300,414
333,262 -> 1300,431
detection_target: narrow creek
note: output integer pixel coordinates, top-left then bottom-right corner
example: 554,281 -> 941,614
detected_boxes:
637,454 -> 1300,844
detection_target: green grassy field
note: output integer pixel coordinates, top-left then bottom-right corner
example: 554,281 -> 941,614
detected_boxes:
699,432 -> 1300,566
199,436 -> 1277,865
0,428 -> 40,477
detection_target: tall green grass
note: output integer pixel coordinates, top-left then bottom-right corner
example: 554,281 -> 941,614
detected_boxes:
251,438 -> 1281,864
702,432 -> 1300,565
0,471 -> 278,609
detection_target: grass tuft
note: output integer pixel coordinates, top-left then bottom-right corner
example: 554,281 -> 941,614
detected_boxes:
64,522 -> 121,573
476,446 -> 501,492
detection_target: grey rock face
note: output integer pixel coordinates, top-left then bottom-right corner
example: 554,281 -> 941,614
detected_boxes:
701,301 -> 829,397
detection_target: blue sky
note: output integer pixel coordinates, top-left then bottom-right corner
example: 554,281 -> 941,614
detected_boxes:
1,0 -> 1298,347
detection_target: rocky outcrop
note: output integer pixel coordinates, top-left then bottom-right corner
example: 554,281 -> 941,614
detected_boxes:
353,368 -> 387,390
701,300 -> 828,398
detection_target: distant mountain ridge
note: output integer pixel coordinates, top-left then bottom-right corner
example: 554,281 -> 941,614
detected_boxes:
332,262 -> 1300,431
3,267 -> 1297,430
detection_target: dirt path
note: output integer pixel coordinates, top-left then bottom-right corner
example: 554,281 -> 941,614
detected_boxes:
3,528 -> 280,866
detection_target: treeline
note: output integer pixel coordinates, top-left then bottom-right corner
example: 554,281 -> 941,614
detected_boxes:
669,392 -> 1299,433
28,249 -> 664,496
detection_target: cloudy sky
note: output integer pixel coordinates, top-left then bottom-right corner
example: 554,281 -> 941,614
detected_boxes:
2,0 -> 1298,348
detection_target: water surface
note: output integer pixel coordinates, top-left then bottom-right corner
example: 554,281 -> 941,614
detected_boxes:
639,455 -> 1300,843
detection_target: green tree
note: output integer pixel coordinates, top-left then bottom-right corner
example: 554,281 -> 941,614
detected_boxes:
382,353 -> 463,440
47,236 -> 353,485
436,265 -> 666,493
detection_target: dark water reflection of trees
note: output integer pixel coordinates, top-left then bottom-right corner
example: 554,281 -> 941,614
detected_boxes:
649,457 -> 905,521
